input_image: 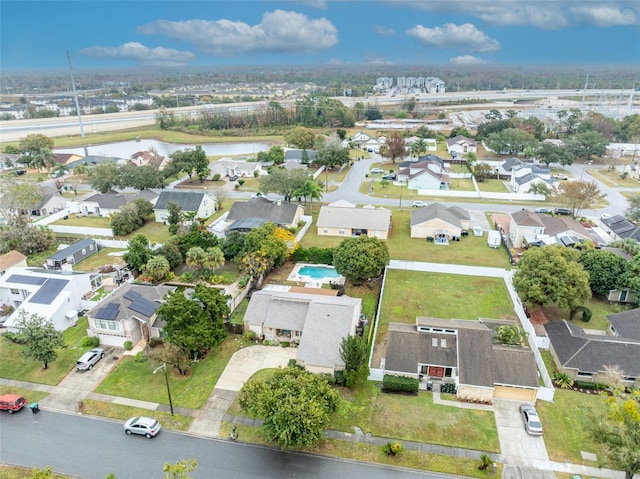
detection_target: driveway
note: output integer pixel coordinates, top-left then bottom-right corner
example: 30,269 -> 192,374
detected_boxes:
494,400 -> 550,467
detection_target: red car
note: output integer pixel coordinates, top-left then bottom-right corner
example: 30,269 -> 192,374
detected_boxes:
0,394 -> 27,413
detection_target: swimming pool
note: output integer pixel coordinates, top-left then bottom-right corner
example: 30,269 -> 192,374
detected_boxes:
297,265 -> 340,280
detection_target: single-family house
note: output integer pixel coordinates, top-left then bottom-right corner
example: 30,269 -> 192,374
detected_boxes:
86,283 -> 176,348
45,238 -> 99,270
509,209 -> 595,248
385,317 -> 539,402
30,186 -> 68,217
602,248 -> 638,304
130,151 -> 170,170
153,190 -> 217,223
398,159 -> 451,191
55,153 -> 83,167
601,215 -> 640,242
0,267 -> 100,332
0,250 -> 28,276
509,210 -> 547,248
316,201 -> 391,239
209,159 -> 262,179
227,197 -> 303,231
0,153 -> 21,170
446,136 -> 477,155
510,164 -> 553,193
78,190 -> 158,217
284,149 -> 316,164
545,311 -> 640,389
243,289 -> 362,374
410,203 -> 470,242
350,131 -> 373,149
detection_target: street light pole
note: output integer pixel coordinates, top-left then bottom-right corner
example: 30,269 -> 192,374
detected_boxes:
153,363 -> 174,415
399,180 -> 403,210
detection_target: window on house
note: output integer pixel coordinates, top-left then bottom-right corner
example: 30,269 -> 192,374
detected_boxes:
440,338 -> 447,348
89,244 -> 94,251
82,248 -> 86,255
95,319 -> 120,331
620,290 -> 628,302
444,368 -> 453,378
576,371 -> 593,378
431,338 -> 438,347
323,228 -> 328,233
10,288 -> 19,295
339,229 -> 345,235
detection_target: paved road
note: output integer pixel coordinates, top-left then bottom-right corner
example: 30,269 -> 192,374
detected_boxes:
0,410 -> 459,479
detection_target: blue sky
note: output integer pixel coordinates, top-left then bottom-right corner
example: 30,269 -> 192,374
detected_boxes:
2,0 -> 639,70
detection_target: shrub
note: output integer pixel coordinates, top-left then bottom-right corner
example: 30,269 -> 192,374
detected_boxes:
212,173 -> 221,181
382,441 -> 403,456
81,336 -> 100,348
243,330 -> 257,341
333,369 -> 347,386
574,380 -> 607,390
134,351 -> 147,363
148,337 -> 163,348
0,303 -> 15,316
287,358 -> 304,370
238,275 -> 250,288
553,371 -> 574,389
4,332 -> 26,344
382,374 -> 419,393
478,454 -> 493,470
281,341 -> 290,348
123,340 -> 133,351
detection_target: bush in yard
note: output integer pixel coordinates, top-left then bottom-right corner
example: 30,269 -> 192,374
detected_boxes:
81,336 -> 100,348
134,351 -> 147,363
553,371 -> 574,389
382,441 -> 403,456
478,454 -> 493,470
123,340 -> 133,351
382,374 -> 419,393
148,337 -> 163,348
243,330 -> 257,342
4,332 -> 26,344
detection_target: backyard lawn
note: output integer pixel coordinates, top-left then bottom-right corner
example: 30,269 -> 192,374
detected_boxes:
95,334 -> 252,408
539,297 -> 634,332
73,247 -> 126,272
0,318 -> 91,385
536,389 -> 609,464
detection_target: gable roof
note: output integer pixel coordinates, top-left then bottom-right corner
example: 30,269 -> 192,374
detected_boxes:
82,190 -> 128,209
410,202 -> 469,228
539,215 -> 591,240
154,190 -> 209,212
48,238 -> 97,261
317,204 -> 391,231
284,149 -> 316,162
0,250 -> 27,271
89,283 -> 176,324
446,135 -> 476,147
607,308 -> 640,341
545,320 -> 640,377
500,157 -> 523,171
227,197 -> 301,225
602,215 -> 640,240
512,209 -> 546,227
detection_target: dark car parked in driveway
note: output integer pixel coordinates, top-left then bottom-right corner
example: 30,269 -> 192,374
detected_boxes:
382,174 -> 397,180
554,208 -> 572,216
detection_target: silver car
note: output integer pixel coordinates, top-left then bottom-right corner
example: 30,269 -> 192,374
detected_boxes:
519,404 -> 543,436
76,348 -> 105,371
124,416 -> 161,438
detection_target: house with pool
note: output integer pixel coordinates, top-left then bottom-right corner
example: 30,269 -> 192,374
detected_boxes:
243,288 -> 362,374
316,201 -> 391,239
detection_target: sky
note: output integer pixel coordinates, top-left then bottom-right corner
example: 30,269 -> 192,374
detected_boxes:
1,0 -> 639,70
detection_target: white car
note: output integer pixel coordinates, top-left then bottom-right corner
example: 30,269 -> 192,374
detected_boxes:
554,174 -> 568,180
371,168 -> 384,174
124,416 -> 162,438
412,201 -> 427,208
76,348 -> 105,371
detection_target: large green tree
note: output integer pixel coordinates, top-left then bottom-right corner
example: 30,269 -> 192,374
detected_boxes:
284,126 -> 317,149
486,128 -> 538,155
0,180 -> 44,224
536,142 -> 575,167
333,236 -> 390,286
512,245 -> 591,311
156,285 -> 229,362
339,335 -> 370,388
258,168 -> 309,202
88,162 -> 120,193
238,367 -> 340,449
314,134 -> 350,169
123,234 -> 154,272
579,249 -> 628,297
565,130 -> 609,160
185,246 -> 225,276
167,146 -> 210,182
143,255 -> 171,282
14,311 -> 66,369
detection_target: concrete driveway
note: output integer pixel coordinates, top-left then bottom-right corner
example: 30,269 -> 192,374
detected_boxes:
494,400 -> 550,467
215,345 -> 297,391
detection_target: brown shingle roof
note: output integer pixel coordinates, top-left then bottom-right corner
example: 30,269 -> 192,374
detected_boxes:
0,250 -> 27,271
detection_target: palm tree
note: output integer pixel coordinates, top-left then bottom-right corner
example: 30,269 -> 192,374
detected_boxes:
29,148 -> 57,174
410,139 -> 427,158
301,179 -> 323,214
143,255 -> 170,282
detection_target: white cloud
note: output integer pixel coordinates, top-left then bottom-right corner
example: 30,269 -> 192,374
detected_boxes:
375,25 -> 396,36
569,5 -> 638,26
407,23 -> 500,52
449,55 -> 487,64
137,10 -> 338,56
293,0 -> 328,9
80,42 -> 195,66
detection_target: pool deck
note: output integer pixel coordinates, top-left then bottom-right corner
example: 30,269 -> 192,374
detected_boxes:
287,263 -> 345,286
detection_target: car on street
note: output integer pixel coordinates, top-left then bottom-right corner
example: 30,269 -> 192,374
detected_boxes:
554,207 -> 572,216
228,174 -> 239,181
15,170 -> 27,176
0,394 -> 27,413
382,173 -> 397,180
554,174 -> 568,180
534,208 -> 552,214
519,404 -> 543,436
76,348 -> 105,371
370,168 -> 384,174
124,416 -> 161,438
412,201 -> 427,208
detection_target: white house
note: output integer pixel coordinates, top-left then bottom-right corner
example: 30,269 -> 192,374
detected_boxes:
0,268 -> 100,332
446,136 -> 477,155
153,190 -> 217,223
510,164 -> 553,193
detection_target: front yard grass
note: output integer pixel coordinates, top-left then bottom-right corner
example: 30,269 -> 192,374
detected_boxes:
377,270 -> 515,344
80,399 -> 192,431
0,318 -> 90,385
589,169 -> 640,188
536,389 -> 609,464
0,385 -> 49,403
94,334 -> 252,408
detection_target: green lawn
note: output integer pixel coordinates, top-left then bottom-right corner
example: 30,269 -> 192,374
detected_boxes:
540,297 -> 634,332
590,169 -> 640,189
0,318 -> 90,385
95,335 -> 252,408
53,214 -> 111,227
80,399 -> 193,432
0,385 -> 49,403
536,389 -> 609,464
73,247 -> 126,272
477,179 -> 509,193
377,270 -> 515,344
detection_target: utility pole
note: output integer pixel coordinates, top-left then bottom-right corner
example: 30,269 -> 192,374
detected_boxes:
67,51 -> 88,156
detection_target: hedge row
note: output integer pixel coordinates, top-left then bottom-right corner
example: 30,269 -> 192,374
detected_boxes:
291,246 -> 334,265
383,374 -> 419,393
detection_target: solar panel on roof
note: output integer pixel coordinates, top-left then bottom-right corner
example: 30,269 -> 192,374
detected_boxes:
29,278 -> 68,305
128,300 -> 158,317
6,274 -> 47,286
95,303 -> 120,320
123,290 -> 141,301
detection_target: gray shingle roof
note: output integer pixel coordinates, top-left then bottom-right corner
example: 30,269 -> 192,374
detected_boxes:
545,320 -> 640,377
512,209 -> 546,227
492,347 -> 539,388
227,197 -> 301,225
48,238 -> 97,261
88,283 -> 176,324
410,202 -> 467,228
83,190 -> 129,209
154,191 -> 208,212
316,205 -> 391,231
608,308 -> 640,341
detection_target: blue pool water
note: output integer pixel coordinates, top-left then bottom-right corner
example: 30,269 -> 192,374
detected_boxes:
298,265 -> 340,280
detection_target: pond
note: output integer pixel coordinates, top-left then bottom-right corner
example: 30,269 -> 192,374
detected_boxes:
55,139 -> 271,159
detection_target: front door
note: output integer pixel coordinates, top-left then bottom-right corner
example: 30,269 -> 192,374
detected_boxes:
428,366 -> 445,378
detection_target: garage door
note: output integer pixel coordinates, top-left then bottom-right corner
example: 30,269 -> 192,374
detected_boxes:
493,386 -> 536,402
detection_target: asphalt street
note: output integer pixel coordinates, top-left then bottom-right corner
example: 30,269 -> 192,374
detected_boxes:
0,409 -> 459,479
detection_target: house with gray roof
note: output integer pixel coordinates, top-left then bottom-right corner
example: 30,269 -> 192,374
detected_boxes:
446,135 -> 476,156
601,215 -> 640,242
545,313 -> 640,389
385,317 -> 539,402
284,149 -> 316,163
86,283 -> 176,348
509,209 -> 596,248
153,190 -> 217,223
45,238 -> 99,270
243,289 -> 362,374
78,189 -> 158,217
317,201 -> 391,239
398,158 -> 451,191
227,197 -> 303,229
29,186 -> 68,217
510,163 -> 553,193
0,267 -> 100,332
410,203 -> 470,242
